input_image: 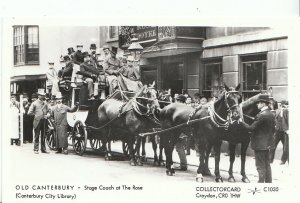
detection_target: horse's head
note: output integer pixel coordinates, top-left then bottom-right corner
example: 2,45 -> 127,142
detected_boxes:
135,82 -> 160,114
223,84 -> 243,121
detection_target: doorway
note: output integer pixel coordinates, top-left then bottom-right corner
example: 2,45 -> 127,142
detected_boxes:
162,62 -> 184,96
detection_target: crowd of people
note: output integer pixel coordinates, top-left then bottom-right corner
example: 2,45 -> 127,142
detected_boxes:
46,43 -> 142,100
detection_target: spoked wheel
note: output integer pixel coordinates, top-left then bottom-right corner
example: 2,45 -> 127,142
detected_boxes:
90,138 -> 104,152
72,121 -> 87,156
45,119 -> 57,150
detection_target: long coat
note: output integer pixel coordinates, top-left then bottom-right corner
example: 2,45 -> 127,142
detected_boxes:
28,99 -> 50,129
52,104 -> 77,148
241,107 -> 275,150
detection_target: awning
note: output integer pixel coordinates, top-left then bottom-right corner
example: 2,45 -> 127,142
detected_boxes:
142,42 -> 203,58
10,74 -> 47,82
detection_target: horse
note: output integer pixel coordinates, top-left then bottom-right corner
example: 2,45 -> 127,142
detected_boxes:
138,90 -> 172,165
159,84 -> 242,182
96,85 -> 160,166
224,93 -> 261,183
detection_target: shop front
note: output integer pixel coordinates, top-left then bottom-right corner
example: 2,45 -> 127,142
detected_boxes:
119,26 -> 205,97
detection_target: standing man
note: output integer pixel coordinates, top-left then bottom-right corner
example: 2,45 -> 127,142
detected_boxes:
52,93 -> 78,154
270,100 -> 289,165
174,94 -> 188,170
73,43 -> 84,65
22,96 -> 33,143
28,89 -> 50,154
46,61 -> 60,97
240,94 -> 275,183
103,47 -> 121,94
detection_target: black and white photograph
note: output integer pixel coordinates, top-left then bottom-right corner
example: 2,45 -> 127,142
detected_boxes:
2,23 -> 295,201
1,1 -> 300,202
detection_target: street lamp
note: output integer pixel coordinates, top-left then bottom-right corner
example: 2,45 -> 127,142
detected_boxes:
128,34 -> 143,62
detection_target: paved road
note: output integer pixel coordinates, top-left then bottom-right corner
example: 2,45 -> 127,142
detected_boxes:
7,141 -> 289,184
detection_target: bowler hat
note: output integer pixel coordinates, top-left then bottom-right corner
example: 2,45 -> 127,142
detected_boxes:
176,94 -> 187,103
63,55 -> 70,61
90,44 -> 97,50
67,47 -> 75,55
255,94 -> 270,104
82,52 -> 90,58
48,61 -> 54,65
110,46 -> 118,55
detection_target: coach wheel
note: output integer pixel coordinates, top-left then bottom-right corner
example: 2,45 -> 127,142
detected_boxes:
90,138 -> 104,152
72,121 -> 87,156
45,119 -> 57,150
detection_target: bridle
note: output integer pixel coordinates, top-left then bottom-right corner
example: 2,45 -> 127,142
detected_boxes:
209,90 -> 242,129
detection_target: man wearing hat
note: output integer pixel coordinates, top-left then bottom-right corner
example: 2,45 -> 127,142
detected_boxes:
73,43 -> 84,65
28,89 -> 51,154
270,100 -> 289,165
103,46 -> 121,94
102,44 -> 111,60
46,61 -> 60,97
58,55 -> 73,79
80,52 -> 102,99
22,95 -> 33,143
67,47 -> 75,60
240,94 -> 275,183
51,92 -> 78,154
171,94 -> 189,170
120,56 -> 141,81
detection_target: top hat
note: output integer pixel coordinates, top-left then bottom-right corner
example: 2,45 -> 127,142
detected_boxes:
256,94 -> 270,104
67,47 -> 75,55
110,46 -> 118,55
90,44 -> 97,50
176,94 -> 187,103
102,44 -> 110,50
37,89 -> 46,96
77,43 -> 83,47
63,55 -> 70,61
82,52 -> 90,58
55,92 -> 63,99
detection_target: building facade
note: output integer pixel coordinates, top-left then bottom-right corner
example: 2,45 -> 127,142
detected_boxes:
101,26 -> 288,101
11,26 -> 100,100
11,26 -> 288,102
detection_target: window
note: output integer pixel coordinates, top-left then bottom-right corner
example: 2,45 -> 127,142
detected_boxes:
203,62 -> 223,98
13,25 -> 39,65
241,54 -> 267,99
108,26 -> 118,39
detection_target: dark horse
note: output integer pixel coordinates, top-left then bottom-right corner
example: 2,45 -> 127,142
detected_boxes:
225,93 -> 261,183
159,84 -> 242,182
97,85 -> 160,165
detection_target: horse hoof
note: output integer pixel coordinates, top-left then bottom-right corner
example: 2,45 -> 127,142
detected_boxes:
215,177 -> 223,183
137,161 -> 143,166
242,177 -> 250,183
104,155 -> 111,161
228,177 -> 236,183
166,170 -> 174,176
196,174 -> 204,182
130,161 -> 136,166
